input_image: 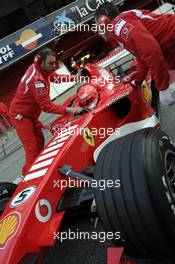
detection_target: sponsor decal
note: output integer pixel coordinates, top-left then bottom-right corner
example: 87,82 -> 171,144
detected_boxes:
120,22 -> 134,41
83,128 -> 95,147
53,11 -> 75,34
0,0 -> 119,70
115,19 -> 126,37
10,186 -> 36,208
142,81 -> 152,103
0,212 -> 20,249
0,45 -> 15,65
70,0 -> 108,18
107,91 -> 130,106
54,10 -> 75,26
115,19 -> 134,41
35,81 -> 45,88
35,199 -> 52,223
15,29 -> 43,50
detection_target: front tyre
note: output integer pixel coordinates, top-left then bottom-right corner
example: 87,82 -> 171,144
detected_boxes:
94,128 -> 175,261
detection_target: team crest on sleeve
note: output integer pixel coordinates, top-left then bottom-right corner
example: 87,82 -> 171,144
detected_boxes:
115,19 -> 134,41
115,19 -> 127,36
120,23 -> 134,41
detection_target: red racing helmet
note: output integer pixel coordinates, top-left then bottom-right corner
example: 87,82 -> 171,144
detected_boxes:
77,84 -> 99,110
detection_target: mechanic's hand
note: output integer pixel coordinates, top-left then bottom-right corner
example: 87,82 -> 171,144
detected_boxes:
122,72 -> 136,84
130,80 -> 142,88
122,77 -> 141,88
159,82 -> 175,106
122,76 -> 131,84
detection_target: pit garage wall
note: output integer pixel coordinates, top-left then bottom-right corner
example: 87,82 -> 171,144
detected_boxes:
49,2 -> 175,100
0,0 -> 169,106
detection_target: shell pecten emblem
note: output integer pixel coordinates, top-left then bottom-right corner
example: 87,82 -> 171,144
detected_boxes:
83,128 -> 95,147
0,212 -> 20,249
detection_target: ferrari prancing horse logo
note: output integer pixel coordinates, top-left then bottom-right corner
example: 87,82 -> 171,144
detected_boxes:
83,128 -> 95,147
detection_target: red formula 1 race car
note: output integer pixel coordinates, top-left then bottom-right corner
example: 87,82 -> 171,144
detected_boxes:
0,53 -> 175,264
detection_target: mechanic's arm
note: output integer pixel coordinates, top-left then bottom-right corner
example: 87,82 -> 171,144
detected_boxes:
30,82 -> 66,114
119,18 -> 170,90
30,82 -> 82,114
134,60 -> 149,86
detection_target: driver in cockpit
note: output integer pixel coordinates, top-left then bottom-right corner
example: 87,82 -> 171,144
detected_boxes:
64,84 -> 99,111
77,84 -> 99,110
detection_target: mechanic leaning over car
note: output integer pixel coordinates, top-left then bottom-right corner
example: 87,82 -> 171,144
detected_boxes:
9,47 -> 82,177
95,2 -> 175,106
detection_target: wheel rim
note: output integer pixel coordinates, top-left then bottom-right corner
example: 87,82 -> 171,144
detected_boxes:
165,152 -> 175,203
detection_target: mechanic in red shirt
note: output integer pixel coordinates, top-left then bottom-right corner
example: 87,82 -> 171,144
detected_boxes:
9,47 -> 82,177
95,2 -> 175,106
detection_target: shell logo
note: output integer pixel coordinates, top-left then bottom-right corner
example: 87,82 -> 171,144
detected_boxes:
0,212 -> 20,249
15,29 -> 43,50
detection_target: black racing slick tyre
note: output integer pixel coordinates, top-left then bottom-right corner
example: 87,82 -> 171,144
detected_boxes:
94,128 -> 175,261
0,182 -> 17,215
